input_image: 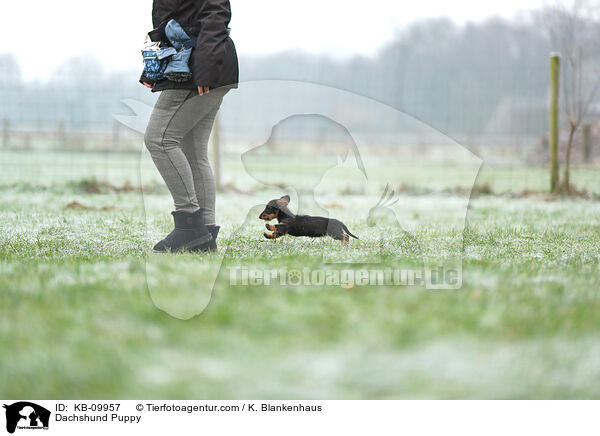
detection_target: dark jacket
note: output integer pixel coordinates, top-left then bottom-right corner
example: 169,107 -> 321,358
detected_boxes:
145,0 -> 239,92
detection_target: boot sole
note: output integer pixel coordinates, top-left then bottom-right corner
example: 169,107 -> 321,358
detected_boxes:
153,233 -> 213,254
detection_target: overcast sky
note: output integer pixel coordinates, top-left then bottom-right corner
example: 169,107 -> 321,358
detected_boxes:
1,0 -> 546,81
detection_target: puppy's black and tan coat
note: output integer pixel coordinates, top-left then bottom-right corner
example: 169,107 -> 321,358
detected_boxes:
259,195 -> 358,243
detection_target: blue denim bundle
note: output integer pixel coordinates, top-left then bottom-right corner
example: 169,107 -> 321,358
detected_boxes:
142,20 -> 197,83
163,20 -> 197,82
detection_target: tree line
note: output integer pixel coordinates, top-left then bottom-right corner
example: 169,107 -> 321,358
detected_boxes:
1,11 -> 598,142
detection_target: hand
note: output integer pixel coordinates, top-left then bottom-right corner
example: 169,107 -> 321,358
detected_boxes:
198,85 -> 210,96
143,82 -> 154,89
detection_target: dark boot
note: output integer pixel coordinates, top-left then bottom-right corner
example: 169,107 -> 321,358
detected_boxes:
153,210 -> 213,253
205,225 -> 220,252
189,211 -> 219,253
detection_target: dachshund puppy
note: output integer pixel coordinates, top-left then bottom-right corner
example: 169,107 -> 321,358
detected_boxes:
259,195 -> 358,243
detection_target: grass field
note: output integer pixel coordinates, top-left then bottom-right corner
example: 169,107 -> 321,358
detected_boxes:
1,148 -> 600,399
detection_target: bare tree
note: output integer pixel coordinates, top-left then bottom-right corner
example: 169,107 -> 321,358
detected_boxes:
543,0 -> 600,193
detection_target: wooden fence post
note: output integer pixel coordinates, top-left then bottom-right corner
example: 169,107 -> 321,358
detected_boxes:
549,53 -> 560,193
582,123 -> 591,163
57,121 -> 66,149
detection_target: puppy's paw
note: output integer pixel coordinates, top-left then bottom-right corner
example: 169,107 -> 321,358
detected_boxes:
264,232 -> 273,239
265,224 -> 276,231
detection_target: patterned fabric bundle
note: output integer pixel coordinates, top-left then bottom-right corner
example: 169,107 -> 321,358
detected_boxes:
141,20 -> 197,83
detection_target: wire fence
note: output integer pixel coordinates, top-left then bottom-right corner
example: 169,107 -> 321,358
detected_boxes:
2,15 -> 600,197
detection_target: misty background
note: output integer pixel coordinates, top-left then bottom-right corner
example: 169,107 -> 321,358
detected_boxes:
1,4 -> 599,164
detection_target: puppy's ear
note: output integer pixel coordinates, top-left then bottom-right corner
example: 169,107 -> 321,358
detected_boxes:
277,195 -> 291,206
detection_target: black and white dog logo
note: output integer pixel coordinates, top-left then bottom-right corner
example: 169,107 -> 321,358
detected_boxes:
3,402 -> 50,434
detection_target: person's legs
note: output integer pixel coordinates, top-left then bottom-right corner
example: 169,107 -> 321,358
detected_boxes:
144,88 -> 227,213
180,104 -> 222,225
144,87 -> 228,252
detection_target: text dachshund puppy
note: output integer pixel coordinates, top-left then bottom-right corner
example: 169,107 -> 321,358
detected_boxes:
259,195 -> 358,243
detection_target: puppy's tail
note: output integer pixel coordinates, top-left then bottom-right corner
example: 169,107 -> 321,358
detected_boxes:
342,224 -> 359,239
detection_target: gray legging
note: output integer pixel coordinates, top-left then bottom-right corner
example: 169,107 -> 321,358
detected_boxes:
144,88 -> 228,224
